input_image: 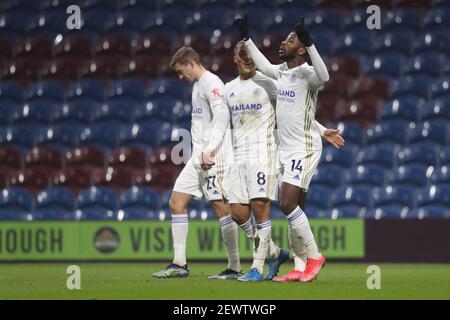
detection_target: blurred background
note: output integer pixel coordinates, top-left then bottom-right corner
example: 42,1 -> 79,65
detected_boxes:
0,0 -> 449,262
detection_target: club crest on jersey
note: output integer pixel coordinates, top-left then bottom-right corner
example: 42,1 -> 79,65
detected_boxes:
253,88 -> 262,96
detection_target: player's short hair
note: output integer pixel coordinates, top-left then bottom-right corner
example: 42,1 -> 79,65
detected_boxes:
233,40 -> 246,56
169,46 -> 201,69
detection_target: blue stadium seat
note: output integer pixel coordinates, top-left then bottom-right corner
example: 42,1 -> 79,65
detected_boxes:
389,164 -> 429,188
144,11 -> 186,39
336,122 -> 364,146
24,80 -> 65,103
0,101 -> 20,125
430,77 -> 450,99
26,13 -> 67,41
0,187 -> 33,218
413,31 -> 450,56
403,54 -> 443,77
417,184 -> 450,209
52,101 -> 97,126
307,10 -> 342,33
383,9 -> 422,33
409,206 -> 450,218
407,121 -> 448,145
277,0 -> 314,11
397,142 -> 440,167
356,143 -> 396,168
93,101 -> 135,126
345,164 -> 386,187
79,123 -> 120,150
137,98 -> 182,123
0,12 -> 34,42
372,185 -> 415,208
323,207 -> 365,219
334,31 -> 373,57
305,185 -> 331,210
0,80 -> 24,102
320,144 -> 356,169
107,79 -> 147,102
380,97 -> 420,123
77,186 -> 118,220
390,75 -> 432,100
430,165 -> 450,185
66,80 -> 105,102
343,9 -> 369,32
37,124 -> 81,151
117,186 -> 160,220
34,186 -> 77,220
362,54 -> 405,80
373,31 -> 414,56
147,78 -> 187,101
263,11 -> 305,36
12,101 -> 55,126
0,126 -> 37,154
80,10 -> 115,35
311,165 -> 344,189
423,9 -> 450,33
172,103 -> 192,123
331,185 -> 372,211
159,124 -> 187,147
422,98 -> 450,122
441,146 -> 450,165
365,121 -> 408,145
103,12 -> 146,40
118,123 -> 163,151
365,206 -> 409,219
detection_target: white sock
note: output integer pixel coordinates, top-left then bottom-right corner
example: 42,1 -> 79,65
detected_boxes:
288,225 -> 307,271
219,215 -> 241,272
268,239 -> 281,259
171,214 -> 188,266
239,216 -> 255,238
251,220 -> 272,274
287,206 -> 321,259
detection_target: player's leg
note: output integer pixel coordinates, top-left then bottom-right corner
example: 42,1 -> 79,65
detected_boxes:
230,203 -> 254,238
153,159 -> 200,278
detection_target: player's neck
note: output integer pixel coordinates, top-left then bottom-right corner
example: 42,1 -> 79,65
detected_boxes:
239,71 -> 256,80
287,56 -> 306,69
194,65 -> 207,81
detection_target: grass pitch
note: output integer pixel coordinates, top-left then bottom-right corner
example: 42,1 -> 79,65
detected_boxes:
0,263 -> 449,300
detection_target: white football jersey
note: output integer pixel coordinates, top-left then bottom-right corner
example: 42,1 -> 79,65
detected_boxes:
224,72 -> 277,163
190,71 -> 232,166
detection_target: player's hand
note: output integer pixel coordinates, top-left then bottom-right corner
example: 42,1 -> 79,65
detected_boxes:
294,16 -> 313,47
233,15 -> 249,41
200,150 -> 215,171
324,129 -> 345,149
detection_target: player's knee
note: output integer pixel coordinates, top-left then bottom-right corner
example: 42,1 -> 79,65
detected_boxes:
279,200 -> 297,215
169,196 -> 185,214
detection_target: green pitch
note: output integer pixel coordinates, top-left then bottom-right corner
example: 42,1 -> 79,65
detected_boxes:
0,263 -> 449,300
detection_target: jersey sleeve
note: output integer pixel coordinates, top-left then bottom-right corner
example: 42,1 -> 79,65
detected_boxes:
306,45 -> 330,90
245,39 -> 283,80
252,71 -> 278,109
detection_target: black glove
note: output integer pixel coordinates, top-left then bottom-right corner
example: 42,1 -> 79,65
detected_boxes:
294,16 -> 313,47
233,15 -> 249,41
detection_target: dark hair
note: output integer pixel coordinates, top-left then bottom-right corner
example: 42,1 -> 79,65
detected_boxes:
169,46 -> 201,69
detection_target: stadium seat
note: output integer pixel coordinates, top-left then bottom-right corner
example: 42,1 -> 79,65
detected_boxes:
311,165 -> 344,189
91,166 -> 136,194
356,143 -> 396,168
52,167 -> 93,195
397,142 -> 440,167
389,164 -> 429,188
25,146 -> 63,172
422,98 -> 450,122
383,9 -> 422,33
52,101 -> 97,126
78,56 -> 125,84
325,56 -> 360,78
0,126 -> 37,153
316,95 -> 342,124
0,101 -> 20,126
12,101 -> 55,126
119,123 -> 163,152
1,58 -> 43,85
144,10 -> 187,39
147,78 -> 187,101
430,77 -> 450,99
409,206 -> 450,219
159,124 -> 187,148
305,185 -> 331,210
336,122 -> 364,146
334,31 -> 373,58
413,31 -> 450,56
350,77 -> 389,100
365,206 -> 409,219
108,147 -> 147,170
93,101 -> 135,126
54,35 -> 93,59
9,168 -> 51,194
362,54 -> 405,80
321,74 -> 354,99
0,80 -> 24,103
0,187 -> 33,219
107,79 -> 146,102
276,0 -> 314,11
373,31 -> 414,56
365,121 -> 408,145
119,56 -> 162,82
345,164 -> 386,187
134,165 -> 181,193
79,123 -> 120,150
37,124 -> 81,152
331,185 -> 372,210
13,36 -> 52,60
403,54 -> 443,78
320,145 -> 356,169
172,102 -> 192,123
343,9 -> 370,32
395,0 -> 431,12
417,184 -> 450,208
380,97 -> 420,123
335,97 -> 383,127
0,146 -> 22,171
38,58 -> 83,85
134,34 -> 172,57
390,75 -> 432,100
24,80 -> 65,103
430,165 -> 450,185
0,12 -> 33,42
34,186 -> 77,220
66,145 -> 105,170
441,146 -> 450,166
66,80 -> 105,102
407,121 -> 448,146
323,207 -> 366,219
77,186 -> 118,220
26,13 -> 66,41
372,185 -> 415,208
94,35 -> 132,59
117,186 -> 160,220
424,9 -> 450,33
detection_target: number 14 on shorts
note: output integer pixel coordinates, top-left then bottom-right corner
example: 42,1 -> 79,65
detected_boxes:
291,160 -> 303,172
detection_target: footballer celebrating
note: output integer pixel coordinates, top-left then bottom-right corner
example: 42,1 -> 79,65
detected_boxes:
153,47 -> 242,280
235,16 -> 338,282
